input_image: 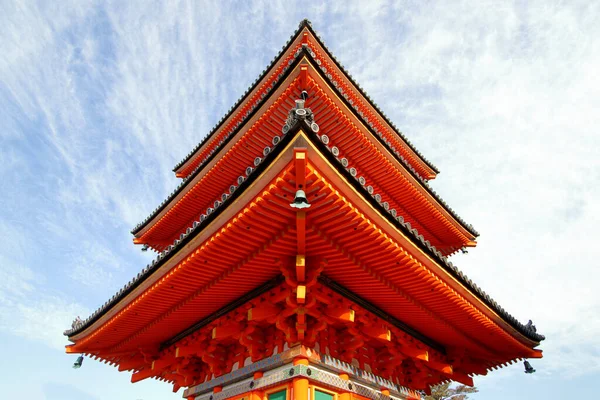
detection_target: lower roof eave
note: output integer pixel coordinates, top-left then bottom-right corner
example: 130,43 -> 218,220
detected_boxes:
66,123 -> 543,349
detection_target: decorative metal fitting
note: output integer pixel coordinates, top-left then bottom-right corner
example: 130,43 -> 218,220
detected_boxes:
281,96 -> 319,134
290,189 -> 311,209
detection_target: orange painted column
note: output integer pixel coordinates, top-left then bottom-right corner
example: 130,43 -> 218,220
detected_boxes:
293,357 -> 309,400
338,373 -> 351,400
251,372 -> 264,400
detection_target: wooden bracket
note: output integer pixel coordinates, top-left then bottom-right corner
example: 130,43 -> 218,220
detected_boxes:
400,346 -> 429,362
296,254 -> 306,283
324,306 -> 355,323
212,322 -> 243,340
248,303 -> 281,322
175,341 -> 207,358
296,285 -> 306,304
131,367 -> 158,383
426,360 -> 453,375
300,65 -> 308,90
117,355 -> 145,372
447,371 -> 474,387
363,326 -> 391,342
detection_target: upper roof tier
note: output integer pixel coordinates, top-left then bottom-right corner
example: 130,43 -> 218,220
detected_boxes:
173,20 -> 439,181
130,36 -> 479,254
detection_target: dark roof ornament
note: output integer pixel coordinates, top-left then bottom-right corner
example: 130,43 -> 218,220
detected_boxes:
71,316 -> 82,329
525,320 -> 537,333
524,360 -> 536,374
290,189 -> 311,209
299,18 -> 312,28
73,355 -> 84,369
282,98 -> 319,135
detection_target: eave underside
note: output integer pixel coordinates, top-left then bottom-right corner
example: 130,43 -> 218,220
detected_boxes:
133,60 -> 476,256
67,133 -> 542,392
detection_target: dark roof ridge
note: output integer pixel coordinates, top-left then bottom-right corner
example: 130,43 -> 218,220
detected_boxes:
68,119 -> 542,344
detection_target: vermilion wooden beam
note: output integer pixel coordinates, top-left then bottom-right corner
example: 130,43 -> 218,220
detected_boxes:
459,360 -> 488,375
248,303 -> 281,322
300,65 -> 308,89
426,360 -> 453,375
131,367 -> 158,383
363,326 -> 391,341
294,148 -> 307,191
151,355 -> 177,372
212,323 -> 243,340
118,355 -> 145,372
324,306 -> 355,323
400,346 -> 429,361
175,342 -> 207,358
296,285 -> 306,304
296,254 -> 306,283
447,371 -> 474,387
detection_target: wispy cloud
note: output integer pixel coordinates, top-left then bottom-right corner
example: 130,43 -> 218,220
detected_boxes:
0,1 -> 598,398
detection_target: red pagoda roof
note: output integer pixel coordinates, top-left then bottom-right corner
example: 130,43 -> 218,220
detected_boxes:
171,20 -> 439,181
65,21 -> 543,393
67,122 -> 543,345
129,40 -> 478,255
66,122 -> 543,389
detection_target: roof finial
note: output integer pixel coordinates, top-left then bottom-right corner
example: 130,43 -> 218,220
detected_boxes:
299,19 -> 312,28
281,93 -> 319,135
71,316 -> 82,328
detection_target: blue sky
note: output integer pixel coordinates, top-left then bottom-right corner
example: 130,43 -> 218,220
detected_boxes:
1,1 -> 598,399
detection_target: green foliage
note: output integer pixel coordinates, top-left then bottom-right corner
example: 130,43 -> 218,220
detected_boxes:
423,382 -> 479,400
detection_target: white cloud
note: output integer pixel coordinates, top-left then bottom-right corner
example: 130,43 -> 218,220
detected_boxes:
4,295 -> 89,350
0,224 -> 89,350
1,1 -> 599,397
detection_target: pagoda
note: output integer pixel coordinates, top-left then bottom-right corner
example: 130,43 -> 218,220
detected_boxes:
65,20 -> 544,400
